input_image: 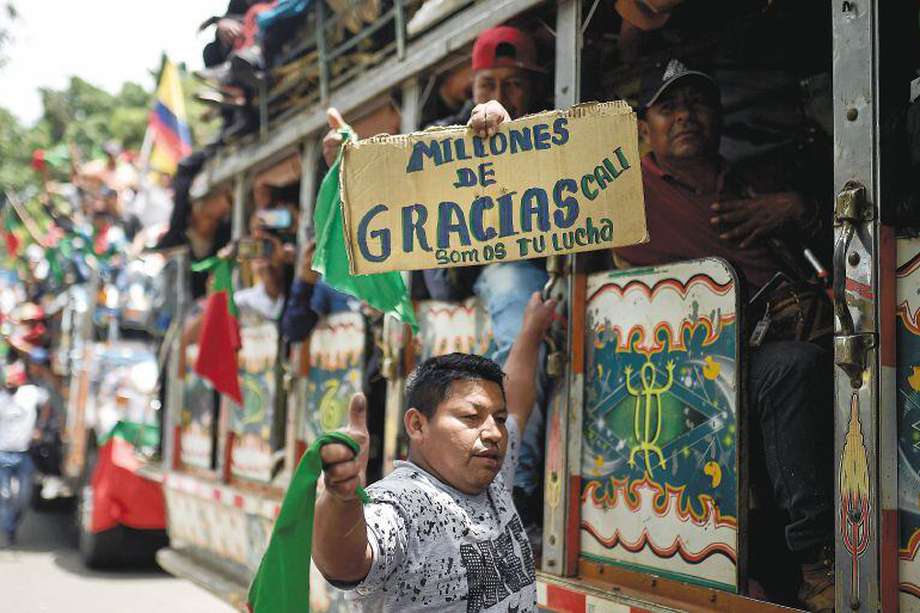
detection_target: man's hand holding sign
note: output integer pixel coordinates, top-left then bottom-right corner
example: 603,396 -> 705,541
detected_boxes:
338,100 -> 648,274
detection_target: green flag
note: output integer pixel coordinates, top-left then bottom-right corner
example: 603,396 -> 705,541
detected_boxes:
246,432 -> 370,613
313,128 -> 418,331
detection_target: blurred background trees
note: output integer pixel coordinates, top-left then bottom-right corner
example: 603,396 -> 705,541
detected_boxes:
0,63 -> 218,194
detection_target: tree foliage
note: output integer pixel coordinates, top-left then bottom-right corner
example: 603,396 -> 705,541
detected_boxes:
0,63 -> 218,194
0,2 -> 17,68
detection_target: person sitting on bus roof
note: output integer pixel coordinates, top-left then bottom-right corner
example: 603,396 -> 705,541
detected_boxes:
475,59 -> 834,612
321,25 -> 553,541
623,61 -> 835,611
312,292 -> 554,612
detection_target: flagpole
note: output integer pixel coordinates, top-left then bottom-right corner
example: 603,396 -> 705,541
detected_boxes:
138,125 -> 154,174
135,126 -> 155,215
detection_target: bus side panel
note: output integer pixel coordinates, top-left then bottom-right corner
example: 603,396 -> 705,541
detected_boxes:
163,473 -> 273,575
301,311 -> 368,613
579,258 -> 742,592
304,312 -> 366,440
231,316 -> 280,482
414,298 -> 495,361
180,342 -> 216,470
896,236 -> 920,609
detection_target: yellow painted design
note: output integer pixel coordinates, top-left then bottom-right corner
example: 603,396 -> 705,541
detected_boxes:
908,366 -> 920,392
702,355 -> 721,380
704,461 -> 722,487
840,394 -> 870,502
319,379 -> 347,432
592,454 -> 605,476
624,358 -> 675,475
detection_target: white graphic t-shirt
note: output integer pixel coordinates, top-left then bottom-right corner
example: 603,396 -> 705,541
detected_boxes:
347,416 -> 536,612
0,385 -> 45,452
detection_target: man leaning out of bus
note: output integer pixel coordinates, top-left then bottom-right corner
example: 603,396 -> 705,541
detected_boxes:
312,292 -> 555,612
321,23 -> 554,546
474,60 -> 835,612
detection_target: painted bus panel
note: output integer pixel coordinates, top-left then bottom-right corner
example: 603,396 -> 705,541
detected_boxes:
580,259 -> 741,592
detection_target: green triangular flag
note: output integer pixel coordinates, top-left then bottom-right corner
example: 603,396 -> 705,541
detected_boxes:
247,432 -> 370,613
191,256 -> 239,318
313,128 -> 418,332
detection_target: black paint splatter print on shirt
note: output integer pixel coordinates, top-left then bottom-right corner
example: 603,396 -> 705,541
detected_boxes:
345,416 -> 536,612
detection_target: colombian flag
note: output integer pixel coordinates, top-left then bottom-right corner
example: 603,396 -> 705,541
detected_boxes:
148,59 -> 192,175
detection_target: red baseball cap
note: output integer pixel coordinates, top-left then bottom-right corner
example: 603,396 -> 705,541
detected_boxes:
472,26 -> 543,73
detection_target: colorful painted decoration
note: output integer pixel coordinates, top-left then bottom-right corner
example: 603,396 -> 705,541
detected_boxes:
415,298 -> 495,362
180,342 -> 216,470
580,259 -> 740,592
304,312 -> 366,441
230,317 -> 280,482
897,238 -> 920,606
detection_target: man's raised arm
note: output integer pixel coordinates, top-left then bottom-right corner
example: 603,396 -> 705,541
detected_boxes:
503,292 -> 555,427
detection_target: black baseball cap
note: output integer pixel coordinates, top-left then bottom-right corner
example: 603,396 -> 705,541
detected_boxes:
638,58 -> 720,110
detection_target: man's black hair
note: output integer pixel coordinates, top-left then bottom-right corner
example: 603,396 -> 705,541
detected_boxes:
405,353 -> 505,418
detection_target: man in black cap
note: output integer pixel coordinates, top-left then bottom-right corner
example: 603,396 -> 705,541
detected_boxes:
473,59 -> 834,612
622,60 -> 834,612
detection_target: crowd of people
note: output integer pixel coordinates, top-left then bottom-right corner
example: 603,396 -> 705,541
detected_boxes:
0,120 -> 180,546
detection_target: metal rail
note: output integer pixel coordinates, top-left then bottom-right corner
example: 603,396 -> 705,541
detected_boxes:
197,0 -> 545,191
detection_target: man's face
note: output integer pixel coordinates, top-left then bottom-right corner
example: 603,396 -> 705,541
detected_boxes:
639,80 -> 721,162
473,66 -> 533,119
410,378 -> 508,495
251,256 -> 271,282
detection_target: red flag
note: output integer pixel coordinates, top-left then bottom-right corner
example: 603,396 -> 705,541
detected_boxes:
4,231 -> 19,257
194,289 -> 242,404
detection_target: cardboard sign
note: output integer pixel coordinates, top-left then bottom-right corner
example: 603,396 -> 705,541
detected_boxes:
340,101 -> 648,274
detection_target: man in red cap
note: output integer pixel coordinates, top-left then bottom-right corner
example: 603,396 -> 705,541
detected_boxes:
322,25 -> 543,165
322,25 -> 552,545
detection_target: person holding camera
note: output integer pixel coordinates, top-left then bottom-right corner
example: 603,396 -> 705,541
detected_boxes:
234,204 -> 299,322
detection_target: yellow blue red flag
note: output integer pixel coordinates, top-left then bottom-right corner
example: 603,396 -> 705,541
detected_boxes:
148,59 -> 192,174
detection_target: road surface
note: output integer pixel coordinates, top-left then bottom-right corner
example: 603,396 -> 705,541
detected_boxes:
0,503 -> 235,612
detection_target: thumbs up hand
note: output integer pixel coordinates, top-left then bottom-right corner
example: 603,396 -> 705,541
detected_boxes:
319,393 -> 370,501
322,107 -> 349,167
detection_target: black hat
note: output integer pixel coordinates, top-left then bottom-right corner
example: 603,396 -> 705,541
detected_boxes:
638,58 -> 720,110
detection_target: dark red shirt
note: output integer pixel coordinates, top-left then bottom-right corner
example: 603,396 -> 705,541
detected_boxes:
615,154 -> 779,289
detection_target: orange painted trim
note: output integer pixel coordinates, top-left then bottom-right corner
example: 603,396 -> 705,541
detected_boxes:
881,508 -> 899,613
544,582 -> 587,612
571,273 -> 587,375
566,474 -> 582,576
295,440 -> 307,463
577,560 -> 793,612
